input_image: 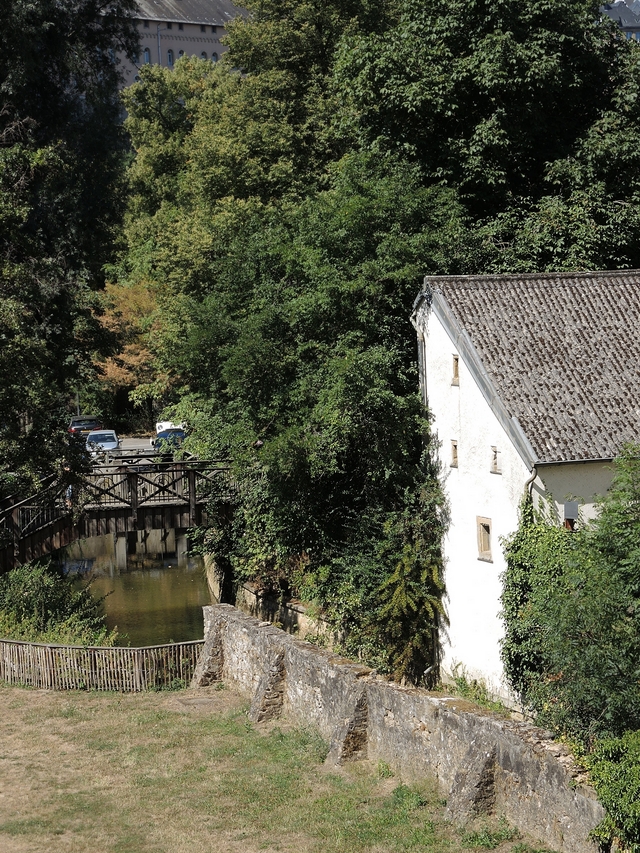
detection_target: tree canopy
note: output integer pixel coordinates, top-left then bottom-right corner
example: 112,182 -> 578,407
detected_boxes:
0,0 -> 137,491
109,0 -> 640,677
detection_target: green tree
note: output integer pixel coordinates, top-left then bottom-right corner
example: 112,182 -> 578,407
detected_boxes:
0,0 -> 138,491
333,0 -> 640,269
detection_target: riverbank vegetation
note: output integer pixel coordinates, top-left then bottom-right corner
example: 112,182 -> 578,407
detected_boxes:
502,448 -> 640,851
0,561 -> 116,646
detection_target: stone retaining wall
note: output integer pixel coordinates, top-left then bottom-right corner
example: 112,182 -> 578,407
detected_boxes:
193,604 -> 604,853
204,557 -> 335,643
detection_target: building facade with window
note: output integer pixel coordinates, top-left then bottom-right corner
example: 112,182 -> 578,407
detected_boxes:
122,0 -> 244,87
602,0 -> 640,39
411,271 -> 640,701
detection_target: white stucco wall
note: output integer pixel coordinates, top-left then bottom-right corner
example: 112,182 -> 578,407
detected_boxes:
533,462 -> 613,523
421,309 -> 530,699
418,306 -> 616,702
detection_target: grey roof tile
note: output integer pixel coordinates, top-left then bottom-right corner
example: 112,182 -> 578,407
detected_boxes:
424,270 -> 640,463
135,0 -> 244,25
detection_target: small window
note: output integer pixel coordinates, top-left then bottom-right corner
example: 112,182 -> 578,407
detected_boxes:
178,49 -> 185,58
564,501 -> 579,531
211,52 -> 218,62
167,49 -> 174,67
143,19 -> 149,28
167,21 -> 172,29
477,517 -> 492,562
200,24 -> 206,32
451,440 -> 458,468
452,354 -> 459,386
211,25 -> 217,33
201,51 -> 207,60
490,446 -> 501,474
178,22 -> 184,30
143,47 -> 151,64
134,75 -> 141,82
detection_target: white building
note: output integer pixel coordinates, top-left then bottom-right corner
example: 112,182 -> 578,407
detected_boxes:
411,270 -> 640,700
121,0 -> 244,88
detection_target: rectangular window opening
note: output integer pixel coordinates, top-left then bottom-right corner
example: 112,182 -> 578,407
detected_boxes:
201,24 -> 206,32
166,21 -> 172,29
143,19 -> 149,27
490,446 -> 501,474
452,354 -> 459,386
178,22 -> 184,30
451,440 -> 458,468
477,517 -> 492,562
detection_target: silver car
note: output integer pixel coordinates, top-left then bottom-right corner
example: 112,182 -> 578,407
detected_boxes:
86,429 -> 120,459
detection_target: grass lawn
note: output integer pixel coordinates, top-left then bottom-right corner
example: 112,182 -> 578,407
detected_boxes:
0,684 -> 553,853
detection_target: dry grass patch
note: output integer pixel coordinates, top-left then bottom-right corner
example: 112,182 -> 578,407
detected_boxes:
0,685 -> 552,853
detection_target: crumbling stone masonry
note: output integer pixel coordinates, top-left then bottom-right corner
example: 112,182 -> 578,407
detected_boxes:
192,605 -> 604,853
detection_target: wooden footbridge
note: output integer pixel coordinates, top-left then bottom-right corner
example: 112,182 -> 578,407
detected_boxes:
0,458 -> 231,572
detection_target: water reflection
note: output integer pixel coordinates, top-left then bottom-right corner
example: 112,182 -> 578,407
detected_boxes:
62,537 -> 211,647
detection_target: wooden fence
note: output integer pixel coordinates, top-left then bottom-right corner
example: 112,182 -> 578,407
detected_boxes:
0,638 -> 204,691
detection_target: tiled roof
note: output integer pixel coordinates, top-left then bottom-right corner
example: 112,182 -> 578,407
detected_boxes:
421,270 -> 640,464
602,1 -> 640,27
135,0 -> 243,25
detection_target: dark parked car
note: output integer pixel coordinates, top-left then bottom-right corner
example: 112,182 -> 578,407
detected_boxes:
151,428 -> 187,459
68,416 -> 103,436
151,428 -> 186,448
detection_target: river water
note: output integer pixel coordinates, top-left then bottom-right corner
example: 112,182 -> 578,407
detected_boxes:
62,536 -> 211,646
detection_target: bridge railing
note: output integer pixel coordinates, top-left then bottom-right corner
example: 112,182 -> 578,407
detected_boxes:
79,459 -> 232,509
0,459 -> 233,571
0,638 -> 204,691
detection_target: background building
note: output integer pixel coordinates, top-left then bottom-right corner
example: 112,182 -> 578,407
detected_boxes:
602,0 -> 640,39
121,0 -> 244,87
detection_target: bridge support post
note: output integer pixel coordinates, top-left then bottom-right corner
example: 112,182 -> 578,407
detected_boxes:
188,468 -> 197,526
127,470 -> 138,531
176,532 -> 188,566
11,507 -> 20,568
115,533 -> 128,570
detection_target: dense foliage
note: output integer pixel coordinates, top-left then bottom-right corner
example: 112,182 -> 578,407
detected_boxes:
502,450 -> 640,850
0,561 -> 115,645
107,0 -> 640,680
0,0 -> 138,492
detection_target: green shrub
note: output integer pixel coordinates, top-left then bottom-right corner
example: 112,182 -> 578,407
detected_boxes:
501,448 -> 640,852
587,732 -> 640,853
501,455 -> 640,741
0,561 -> 116,646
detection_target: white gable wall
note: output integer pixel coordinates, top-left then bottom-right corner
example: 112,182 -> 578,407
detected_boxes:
422,309 -> 530,699
533,462 -> 613,524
